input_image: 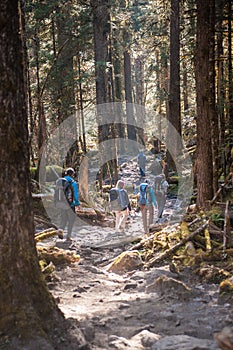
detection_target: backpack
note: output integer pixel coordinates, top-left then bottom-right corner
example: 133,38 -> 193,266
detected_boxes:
138,183 -> 148,205
155,176 -> 168,196
109,188 -> 125,211
54,178 -> 74,209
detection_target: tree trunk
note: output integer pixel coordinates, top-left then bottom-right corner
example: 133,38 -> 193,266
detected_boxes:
77,54 -> 87,153
91,0 -> 111,187
209,0 -> 218,194
56,3 -> 76,123
124,47 -> 137,147
216,0 -> 226,176
227,0 -> 233,156
195,0 -> 214,208
113,29 -> 126,151
166,0 -> 182,171
0,1 -> 70,347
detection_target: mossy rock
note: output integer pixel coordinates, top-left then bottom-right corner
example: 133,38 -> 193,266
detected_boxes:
218,278 -> 233,305
106,250 -> 143,275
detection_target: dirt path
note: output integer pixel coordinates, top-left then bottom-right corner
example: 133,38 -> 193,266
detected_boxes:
41,208 -> 232,350
40,154 -> 232,349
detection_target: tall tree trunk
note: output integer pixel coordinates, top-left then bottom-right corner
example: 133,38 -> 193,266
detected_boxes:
113,28 -> 126,154
195,0 -> 214,208
0,1 -> 69,347
166,0 -> 182,171
135,56 -> 145,145
183,68 -> 189,113
77,54 -> 87,153
34,32 -> 47,183
56,3 -> 78,168
135,56 -> 145,106
227,0 -> 233,157
124,49 -> 137,144
216,0 -> 226,175
91,0 -> 112,188
209,0 -> 218,193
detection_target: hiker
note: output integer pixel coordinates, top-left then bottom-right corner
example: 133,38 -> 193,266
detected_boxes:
137,151 -> 146,177
55,167 -> 80,241
154,174 -> 169,220
110,179 -> 131,232
138,179 -> 157,234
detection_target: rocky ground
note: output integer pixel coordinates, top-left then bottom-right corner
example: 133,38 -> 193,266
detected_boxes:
41,212 -> 232,350
36,153 -> 233,349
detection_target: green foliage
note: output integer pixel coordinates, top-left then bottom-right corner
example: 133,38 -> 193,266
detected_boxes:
207,207 -> 224,223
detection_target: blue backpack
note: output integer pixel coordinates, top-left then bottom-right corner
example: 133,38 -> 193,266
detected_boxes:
139,183 -> 148,205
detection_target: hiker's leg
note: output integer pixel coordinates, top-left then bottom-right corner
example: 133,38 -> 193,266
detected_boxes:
139,167 -> 145,176
60,209 -> 68,230
115,211 -> 121,230
140,205 -> 148,233
119,209 -> 128,230
159,195 -> 166,218
156,193 -> 163,219
148,205 -> 154,226
66,207 -> 76,240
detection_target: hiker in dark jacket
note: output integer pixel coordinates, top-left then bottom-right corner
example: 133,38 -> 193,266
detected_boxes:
60,168 -> 80,241
137,151 -> 146,177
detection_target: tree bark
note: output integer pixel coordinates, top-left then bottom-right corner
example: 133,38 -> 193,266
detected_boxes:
166,0 -> 182,171
195,0 -> 214,208
0,1 -> 67,347
216,0 -> 226,176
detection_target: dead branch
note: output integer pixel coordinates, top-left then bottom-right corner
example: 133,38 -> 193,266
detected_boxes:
145,220 -> 209,268
129,234 -> 155,251
223,200 -> 231,251
187,217 -> 202,227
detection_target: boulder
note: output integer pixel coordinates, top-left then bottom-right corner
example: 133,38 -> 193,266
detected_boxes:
106,250 -> 143,275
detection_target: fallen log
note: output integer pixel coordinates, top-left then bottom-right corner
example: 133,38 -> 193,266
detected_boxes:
130,217 -> 203,252
35,228 -> 63,242
145,220 -> 209,268
129,234 -> 155,251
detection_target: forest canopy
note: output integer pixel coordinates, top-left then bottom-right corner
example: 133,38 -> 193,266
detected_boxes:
23,0 -> 233,208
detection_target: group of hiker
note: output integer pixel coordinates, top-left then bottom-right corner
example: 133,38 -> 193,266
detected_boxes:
110,174 -> 169,234
54,150 -> 169,240
109,151 -> 169,234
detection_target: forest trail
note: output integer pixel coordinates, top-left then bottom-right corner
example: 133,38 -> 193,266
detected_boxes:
70,151 -> 176,249
40,153 -> 232,350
